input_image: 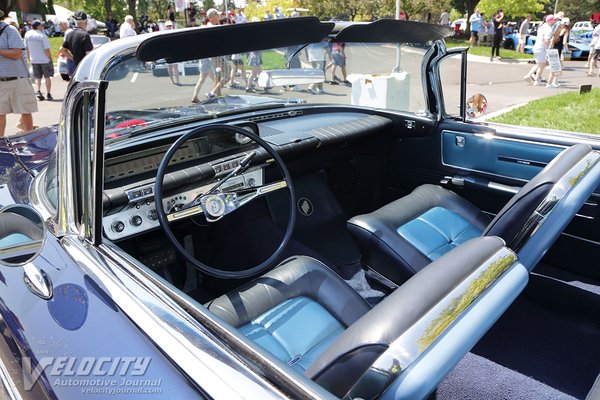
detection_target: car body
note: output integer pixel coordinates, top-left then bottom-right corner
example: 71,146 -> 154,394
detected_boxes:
451,18 -> 466,32
571,21 -> 596,35
1,17 -> 599,400
504,31 -> 590,59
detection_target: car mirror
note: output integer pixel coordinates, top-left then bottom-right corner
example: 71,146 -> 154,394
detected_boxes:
0,204 -> 46,266
466,93 -> 488,118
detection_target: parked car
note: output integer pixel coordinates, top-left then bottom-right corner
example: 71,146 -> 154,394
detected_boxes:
504,31 -> 591,59
451,18 -> 467,32
571,20 -> 596,35
2,18 -> 600,400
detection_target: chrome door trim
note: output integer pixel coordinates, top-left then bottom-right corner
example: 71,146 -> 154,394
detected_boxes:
510,150 -> 600,252
346,247 -> 524,399
55,82 -> 104,238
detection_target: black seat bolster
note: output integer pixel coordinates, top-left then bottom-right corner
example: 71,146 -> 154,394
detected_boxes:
484,144 -> 593,246
206,256 -> 371,328
347,184 -> 490,283
305,236 -> 506,398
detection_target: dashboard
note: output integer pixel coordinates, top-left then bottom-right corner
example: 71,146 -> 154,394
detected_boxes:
101,111 -> 396,241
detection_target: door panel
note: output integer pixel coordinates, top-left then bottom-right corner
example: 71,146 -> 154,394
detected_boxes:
441,130 -> 563,182
385,120 -> 600,279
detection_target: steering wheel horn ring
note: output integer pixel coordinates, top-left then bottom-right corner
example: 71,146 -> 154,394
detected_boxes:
154,123 -> 296,279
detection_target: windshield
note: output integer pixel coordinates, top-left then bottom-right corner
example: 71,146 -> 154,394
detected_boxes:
102,39 -> 431,142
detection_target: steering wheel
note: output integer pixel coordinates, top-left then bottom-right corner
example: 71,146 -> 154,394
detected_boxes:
155,124 -> 296,278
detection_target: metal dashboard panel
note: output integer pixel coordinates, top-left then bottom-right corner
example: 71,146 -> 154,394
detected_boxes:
441,130 -> 564,181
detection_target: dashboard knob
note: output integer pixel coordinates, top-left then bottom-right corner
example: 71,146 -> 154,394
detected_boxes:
247,178 -> 256,187
111,220 -> 125,233
147,209 -> 158,221
130,215 -> 143,227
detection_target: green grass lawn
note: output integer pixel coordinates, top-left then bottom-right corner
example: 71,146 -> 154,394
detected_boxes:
49,36 -> 63,61
446,37 -> 533,60
489,89 -> 600,134
243,49 -> 286,70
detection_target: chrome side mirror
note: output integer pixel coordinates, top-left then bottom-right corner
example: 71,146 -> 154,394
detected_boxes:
0,204 -> 45,266
466,93 -> 488,118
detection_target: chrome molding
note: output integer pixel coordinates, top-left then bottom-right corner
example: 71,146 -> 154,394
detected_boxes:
56,82 -> 105,238
510,150 -> 600,252
61,236 -> 295,400
29,169 -> 58,236
346,247 -> 520,399
0,360 -> 22,400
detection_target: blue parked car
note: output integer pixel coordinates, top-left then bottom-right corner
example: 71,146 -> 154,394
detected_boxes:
1,17 -> 599,399
504,31 -> 590,59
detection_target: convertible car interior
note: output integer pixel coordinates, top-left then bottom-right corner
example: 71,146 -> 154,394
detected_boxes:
20,17 -> 599,399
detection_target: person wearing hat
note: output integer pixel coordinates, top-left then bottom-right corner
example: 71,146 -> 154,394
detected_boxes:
0,9 -> 38,136
59,10 -> 93,72
24,19 -> 53,101
528,14 -> 558,87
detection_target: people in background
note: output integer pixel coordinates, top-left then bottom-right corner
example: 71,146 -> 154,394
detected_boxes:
526,14 -> 557,86
120,15 -> 137,38
105,12 -> 117,39
60,11 -> 93,71
490,9 -> 505,61
469,8 -> 482,46
186,3 -> 197,27
274,7 -> 285,19
439,9 -> 450,25
24,20 -> 53,101
0,10 -> 38,136
517,14 -> 531,54
167,4 -> 176,28
164,20 -> 180,85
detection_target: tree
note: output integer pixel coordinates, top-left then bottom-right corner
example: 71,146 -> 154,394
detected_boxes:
551,0 -> 598,22
476,0 -> 546,19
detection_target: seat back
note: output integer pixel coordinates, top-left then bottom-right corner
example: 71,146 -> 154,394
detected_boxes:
306,236 -> 528,399
484,144 -> 600,270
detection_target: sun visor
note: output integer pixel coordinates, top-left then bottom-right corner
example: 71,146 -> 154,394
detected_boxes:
334,19 -> 453,44
137,17 -> 334,63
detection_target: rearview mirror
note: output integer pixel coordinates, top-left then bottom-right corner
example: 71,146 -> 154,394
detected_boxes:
0,204 -> 45,266
466,93 -> 488,118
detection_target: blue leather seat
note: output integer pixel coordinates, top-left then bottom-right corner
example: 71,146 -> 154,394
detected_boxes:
348,144 -> 600,284
207,237 -> 529,398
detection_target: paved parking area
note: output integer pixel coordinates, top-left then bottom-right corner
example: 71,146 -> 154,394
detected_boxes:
4,54 -> 598,137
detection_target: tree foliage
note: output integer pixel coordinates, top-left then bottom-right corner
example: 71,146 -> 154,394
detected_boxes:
551,0 -> 598,22
476,0 -> 546,19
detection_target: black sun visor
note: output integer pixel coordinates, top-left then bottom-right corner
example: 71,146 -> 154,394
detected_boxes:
137,17 -> 334,63
334,19 -> 453,44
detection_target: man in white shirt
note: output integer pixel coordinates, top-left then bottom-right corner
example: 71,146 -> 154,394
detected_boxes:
526,14 -> 556,86
587,24 -> 600,76
119,15 -> 137,39
24,20 -> 53,100
439,9 -> 450,25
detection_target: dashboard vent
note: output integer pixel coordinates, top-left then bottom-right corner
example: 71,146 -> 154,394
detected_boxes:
249,110 -> 303,122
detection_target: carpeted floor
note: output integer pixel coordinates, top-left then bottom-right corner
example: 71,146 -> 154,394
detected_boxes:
438,266 -> 600,400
